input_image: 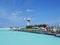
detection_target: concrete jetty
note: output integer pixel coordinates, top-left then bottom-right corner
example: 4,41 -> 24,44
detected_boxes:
10,28 -> 60,37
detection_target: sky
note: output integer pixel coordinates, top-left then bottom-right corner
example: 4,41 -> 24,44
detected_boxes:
0,0 -> 60,27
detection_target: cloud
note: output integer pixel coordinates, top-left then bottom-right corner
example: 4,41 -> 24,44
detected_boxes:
11,11 -> 23,16
0,9 -> 25,27
26,9 -> 33,12
7,11 -> 23,21
6,11 -> 23,27
11,13 -> 17,16
24,17 -> 31,21
8,11 -> 23,20
0,9 -> 34,27
19,11 -> 23,13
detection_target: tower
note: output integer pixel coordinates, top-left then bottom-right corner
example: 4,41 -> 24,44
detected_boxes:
26,18 -> 30,26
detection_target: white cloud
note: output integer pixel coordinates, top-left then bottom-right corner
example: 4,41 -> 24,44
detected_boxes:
7,11 -> 23,21
26,9 -> 33,12
0,9 -> 24,27
11,11 -> 23,16
11,13 -> 16,16
24,17 -> 31,20
19,11 -> 23,13
24,17 -> 26,20
9,11 -> 23,20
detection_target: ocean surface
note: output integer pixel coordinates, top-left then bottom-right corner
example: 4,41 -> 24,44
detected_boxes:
0,28 -> 60,45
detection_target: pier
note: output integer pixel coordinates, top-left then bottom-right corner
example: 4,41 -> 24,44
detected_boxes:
10,27 -> 60,37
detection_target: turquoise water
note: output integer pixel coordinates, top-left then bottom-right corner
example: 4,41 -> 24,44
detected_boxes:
0,29 -> 60,45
